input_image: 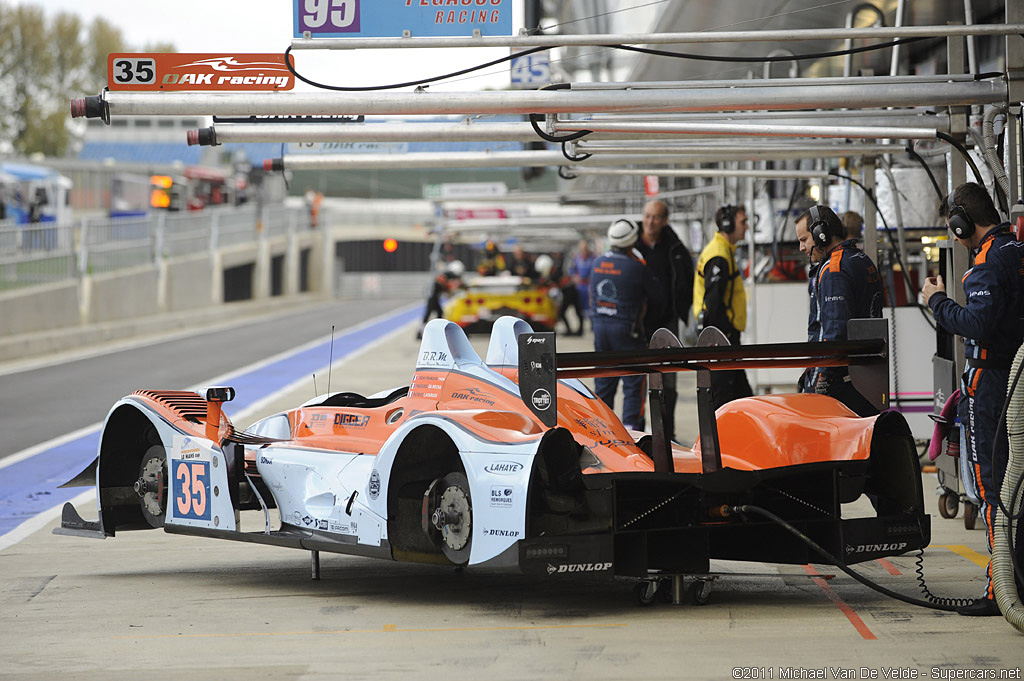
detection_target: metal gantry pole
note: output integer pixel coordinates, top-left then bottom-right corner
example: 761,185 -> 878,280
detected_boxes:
570,167 -> 831,180
265,150 -> 783,170
1007,0 -> 1024,221
948,27 -> 969,382
288,23 -> 1024,50
193,120 -> 944,146
74,80 -> 1007,118
569,74 -> 989,90
570,142 -> 903,161
861,156 -> 879,266
552,121 -> 938,140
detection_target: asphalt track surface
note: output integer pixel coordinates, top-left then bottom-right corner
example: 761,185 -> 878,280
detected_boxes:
1,303 -> 1022,678
0,298 -> 417,460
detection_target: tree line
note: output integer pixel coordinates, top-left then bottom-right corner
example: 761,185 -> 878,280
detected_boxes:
0,2 -> 174,157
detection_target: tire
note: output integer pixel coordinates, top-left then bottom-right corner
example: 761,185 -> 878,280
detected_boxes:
634,580 -> 658,606
688,579 -> 712,606
938,491 -> 959,519
430,472 -> 473,565
964,501 -> 978,530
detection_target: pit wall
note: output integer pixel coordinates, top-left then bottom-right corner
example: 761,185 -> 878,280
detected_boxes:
0,229 -> 333,362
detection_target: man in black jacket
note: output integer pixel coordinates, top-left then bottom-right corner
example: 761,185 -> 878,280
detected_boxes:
635,199 -> 695,441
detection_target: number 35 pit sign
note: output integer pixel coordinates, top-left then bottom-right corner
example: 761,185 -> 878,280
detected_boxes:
294,0 -> 513,38
107,54 -> 295,91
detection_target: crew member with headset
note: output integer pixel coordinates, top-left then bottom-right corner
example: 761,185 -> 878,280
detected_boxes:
590,219 -> 663,431
693,204 -> 753,409
795,204 -> 884,416
922,182 -> 1024,616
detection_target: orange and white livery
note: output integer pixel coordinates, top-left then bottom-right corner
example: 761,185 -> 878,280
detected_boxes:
57,316 -> 929,602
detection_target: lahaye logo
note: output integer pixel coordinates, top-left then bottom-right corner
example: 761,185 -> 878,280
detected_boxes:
484,461 -> 523,475
526,336 -> 546,344
531,388 -> 552,411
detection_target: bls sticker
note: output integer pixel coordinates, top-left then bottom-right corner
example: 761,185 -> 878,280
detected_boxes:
368,470 -> 381,499
490,486 -> 514,508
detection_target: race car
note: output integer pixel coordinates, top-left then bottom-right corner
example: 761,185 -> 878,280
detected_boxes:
443,274 -> 558,333
57,316 -> 928,595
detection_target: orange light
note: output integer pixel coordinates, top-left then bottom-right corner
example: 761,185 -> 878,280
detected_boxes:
382,238 -> 398,253
150,175 -> 173,189
150,189 -> 170,208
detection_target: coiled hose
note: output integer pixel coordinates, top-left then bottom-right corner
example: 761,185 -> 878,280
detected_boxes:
995,344 -> 1024,632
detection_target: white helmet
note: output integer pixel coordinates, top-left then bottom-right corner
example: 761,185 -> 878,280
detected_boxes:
607,219 -> 639,248
446,259 -> 465,276
534,254 -> 554,276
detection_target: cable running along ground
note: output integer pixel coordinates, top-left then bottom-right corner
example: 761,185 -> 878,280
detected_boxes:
733,504 -> 960,611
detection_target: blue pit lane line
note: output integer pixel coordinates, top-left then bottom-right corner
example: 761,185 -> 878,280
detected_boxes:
0,305 -> 422,539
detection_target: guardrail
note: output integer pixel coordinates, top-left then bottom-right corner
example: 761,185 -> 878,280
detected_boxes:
0,204 -> 307,291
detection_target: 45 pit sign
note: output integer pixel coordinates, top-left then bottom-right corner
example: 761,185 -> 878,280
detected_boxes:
107,54 -> 295,91
510,49 -> 550,88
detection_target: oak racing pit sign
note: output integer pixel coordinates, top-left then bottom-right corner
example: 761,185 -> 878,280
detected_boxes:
107,54 -> 295,91
293,0 -> 513,38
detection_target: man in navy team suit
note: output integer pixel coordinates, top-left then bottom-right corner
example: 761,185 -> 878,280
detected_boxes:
795,204 -> 884,416
923,182 -> 1024,616
589,219 -> 663,431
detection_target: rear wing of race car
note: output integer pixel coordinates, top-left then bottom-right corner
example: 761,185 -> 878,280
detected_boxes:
518,318 -> 889,475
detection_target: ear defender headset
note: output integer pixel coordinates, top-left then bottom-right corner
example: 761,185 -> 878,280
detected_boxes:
809,205 -> 843,246
717,205 -> 736,233
946,192 -> 976,239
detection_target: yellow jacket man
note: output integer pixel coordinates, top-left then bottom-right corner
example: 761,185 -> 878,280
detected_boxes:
693,204 -> 753,409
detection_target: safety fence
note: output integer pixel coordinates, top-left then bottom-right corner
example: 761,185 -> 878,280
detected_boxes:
0,204 -> 308,291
